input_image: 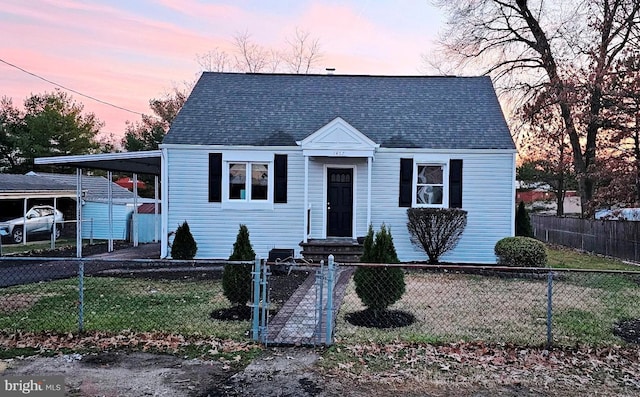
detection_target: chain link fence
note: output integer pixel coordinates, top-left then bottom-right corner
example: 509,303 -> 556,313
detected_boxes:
334,264 -> 640,347
1,258 -> 639,348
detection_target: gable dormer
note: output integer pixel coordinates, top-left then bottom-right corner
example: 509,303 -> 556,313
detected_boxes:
296,117 -> 379,158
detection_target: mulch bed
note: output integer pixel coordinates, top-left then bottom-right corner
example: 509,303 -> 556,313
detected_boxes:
209,270 -> 310,321
613,318 -> 640,344
346,309 -> 415,329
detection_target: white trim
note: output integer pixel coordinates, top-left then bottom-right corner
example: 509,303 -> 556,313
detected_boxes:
221,159 -> 274,209
413,160 -> 449,208
298,117 -> 378,158
510,152 -> 517,236
303,156 -> 309,243
367,157 -> 372,228
378,148 -> 517,155
35,150 -> 162,164
302,149 -> 376,158
161,148 -> 169,258
160,144 -> 302,151
323,164 -> 357,239
224,150 -> 274,162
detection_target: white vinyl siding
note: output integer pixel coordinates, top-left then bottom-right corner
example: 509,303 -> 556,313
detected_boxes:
164,147 -> 515,263
165,148 -> 304,259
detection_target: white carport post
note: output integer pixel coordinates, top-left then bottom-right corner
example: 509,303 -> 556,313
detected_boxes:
161,148 -> 168,258
51,197 -> 57,250
303,156 -> 309,244
107,171 -> 114,252
76,168 -> 83,258
132,173 -> 139,247
22,198 -> 27,245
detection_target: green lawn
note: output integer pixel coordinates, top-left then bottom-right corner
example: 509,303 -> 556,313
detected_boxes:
0,276 -> 250,340
546,245 -> 640,271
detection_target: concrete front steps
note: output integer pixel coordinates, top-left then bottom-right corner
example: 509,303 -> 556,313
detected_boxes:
299,238 -> 363,263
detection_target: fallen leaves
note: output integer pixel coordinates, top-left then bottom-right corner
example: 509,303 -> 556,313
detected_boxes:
0,330 -> 257,357
322,341 -> 640,394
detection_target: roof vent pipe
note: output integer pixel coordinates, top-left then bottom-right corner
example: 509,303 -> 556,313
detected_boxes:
326,68 -> 335,75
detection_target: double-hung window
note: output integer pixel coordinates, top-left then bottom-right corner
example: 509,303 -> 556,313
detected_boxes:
228,162 -> 269,201
416,164 -> 444,205
399,157 -> 462,209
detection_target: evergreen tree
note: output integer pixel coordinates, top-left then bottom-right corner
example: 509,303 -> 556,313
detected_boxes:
354,224 -> 405,313
171,221 -> 197,259
222,224 -> 255,306
516,201 -> 534,237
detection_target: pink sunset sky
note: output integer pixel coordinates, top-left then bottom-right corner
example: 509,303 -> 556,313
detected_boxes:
1,1 -> 445,142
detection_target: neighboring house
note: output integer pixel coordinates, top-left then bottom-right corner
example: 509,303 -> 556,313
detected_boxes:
27,172 -> 140,240
160,73 -> 516,263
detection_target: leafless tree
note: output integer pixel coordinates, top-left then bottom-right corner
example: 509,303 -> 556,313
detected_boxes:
232,31 -> 270,73
433,0 -> 640,215
196,48 -> 230,72
198,29 -> 323,74
284,27 -> 323,74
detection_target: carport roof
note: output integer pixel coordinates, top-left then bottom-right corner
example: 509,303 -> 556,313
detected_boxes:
0,174 -> 77,199
34,151 -> 161,175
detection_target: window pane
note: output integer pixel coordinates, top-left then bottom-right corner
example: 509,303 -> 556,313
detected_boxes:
229,163 -> 246,199
416,185 -> 443,204
251,163 -> 268,200
418,165 -> 443,184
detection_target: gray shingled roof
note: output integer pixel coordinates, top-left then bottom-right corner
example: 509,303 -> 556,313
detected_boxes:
0,174 -> 76,192
163,73 -> 515,150
27,172 -> 138,201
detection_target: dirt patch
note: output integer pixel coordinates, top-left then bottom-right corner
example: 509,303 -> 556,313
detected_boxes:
3,345 -> 639,397
2,351 -> 235,397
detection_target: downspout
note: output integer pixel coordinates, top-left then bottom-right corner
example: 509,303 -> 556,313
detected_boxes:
367,156 -> 372,230
303,155 -> 309,244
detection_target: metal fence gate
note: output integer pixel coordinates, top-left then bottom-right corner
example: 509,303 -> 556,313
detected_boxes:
251,255 -> 339,346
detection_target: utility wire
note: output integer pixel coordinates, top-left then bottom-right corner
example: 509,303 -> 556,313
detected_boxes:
0,57 -> 146,117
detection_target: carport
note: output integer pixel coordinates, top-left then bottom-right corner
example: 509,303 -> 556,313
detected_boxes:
34,150 -> 162,258
0,174 -> 77,246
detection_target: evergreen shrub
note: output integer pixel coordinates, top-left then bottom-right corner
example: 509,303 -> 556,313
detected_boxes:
171,221 -> 197,260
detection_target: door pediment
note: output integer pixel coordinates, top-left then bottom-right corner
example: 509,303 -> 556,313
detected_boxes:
297,117 -> 379,157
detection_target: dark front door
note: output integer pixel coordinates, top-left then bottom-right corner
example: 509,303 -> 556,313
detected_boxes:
327,168 -> 353,237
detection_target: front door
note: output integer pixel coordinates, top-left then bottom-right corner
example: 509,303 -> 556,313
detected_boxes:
327,168 -> 353,237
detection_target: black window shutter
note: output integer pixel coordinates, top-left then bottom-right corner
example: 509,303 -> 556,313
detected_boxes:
274,154 -> 288,203
208,153 -> 222,202
449,159 -> 463,208
399,158 -> 413,207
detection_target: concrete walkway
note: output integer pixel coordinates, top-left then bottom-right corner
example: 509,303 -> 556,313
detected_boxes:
88,243 -> 161,260
266,266 -> 354,345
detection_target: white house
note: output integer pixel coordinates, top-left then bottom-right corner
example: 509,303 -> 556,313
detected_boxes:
160,73 -> 516,263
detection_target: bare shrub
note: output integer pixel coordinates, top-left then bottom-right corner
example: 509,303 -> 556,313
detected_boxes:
406,208 -> 467,264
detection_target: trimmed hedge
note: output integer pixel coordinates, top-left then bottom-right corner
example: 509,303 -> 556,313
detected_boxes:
494,236 -> 547,267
